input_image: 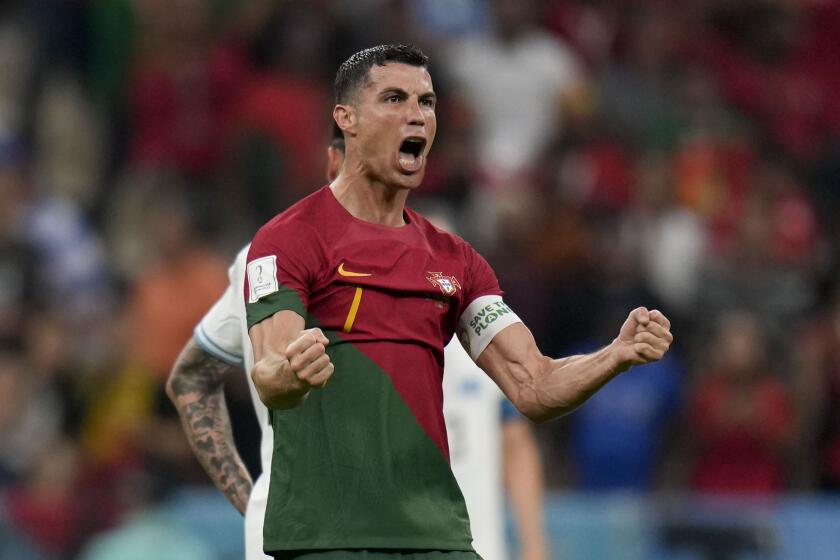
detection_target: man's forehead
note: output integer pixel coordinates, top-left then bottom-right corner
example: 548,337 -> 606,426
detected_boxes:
365,63 -> 434,93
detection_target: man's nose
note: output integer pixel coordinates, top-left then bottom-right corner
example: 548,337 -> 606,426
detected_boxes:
407,98 -> 425,127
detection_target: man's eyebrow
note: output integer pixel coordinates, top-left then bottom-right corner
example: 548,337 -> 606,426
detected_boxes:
379,87 -> 409,97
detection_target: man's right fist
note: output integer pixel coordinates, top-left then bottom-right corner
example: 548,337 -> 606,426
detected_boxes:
252,328 -> 334,409
285,328 -> 334,388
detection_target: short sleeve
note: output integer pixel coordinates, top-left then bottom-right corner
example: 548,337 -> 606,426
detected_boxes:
245,221 -> 321,328
194,248 -> 247,367
456,244 -> 522,360
460,244 -> 503,313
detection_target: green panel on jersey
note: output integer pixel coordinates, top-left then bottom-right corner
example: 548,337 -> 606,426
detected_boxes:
274,549 -> 481,560
252,287 -> 473,551
247,288 -> 308,328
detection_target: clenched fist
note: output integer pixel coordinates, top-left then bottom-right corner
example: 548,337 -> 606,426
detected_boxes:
613,307 -> 673,370
251,327 -> 334,409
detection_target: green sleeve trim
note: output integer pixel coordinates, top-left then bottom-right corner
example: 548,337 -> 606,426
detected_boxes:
246,287 -> 307,328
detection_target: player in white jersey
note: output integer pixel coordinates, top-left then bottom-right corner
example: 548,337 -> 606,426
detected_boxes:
444,343 -> 548,560
167,134 -> 548,560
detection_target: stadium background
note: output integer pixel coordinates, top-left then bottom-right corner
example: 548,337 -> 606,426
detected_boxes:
1,0 -> 839,558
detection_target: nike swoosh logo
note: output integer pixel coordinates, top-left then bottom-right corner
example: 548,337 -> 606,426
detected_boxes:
337,263 -> 373,277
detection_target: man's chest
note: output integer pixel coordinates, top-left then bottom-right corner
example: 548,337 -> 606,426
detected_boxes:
306,237 -> 467,343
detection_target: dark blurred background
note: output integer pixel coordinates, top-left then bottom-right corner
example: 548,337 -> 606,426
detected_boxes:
1,0 -> 839,558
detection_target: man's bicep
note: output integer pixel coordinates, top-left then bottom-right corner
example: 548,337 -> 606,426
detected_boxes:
249,310 -> 306,363
475,322 -> 546,413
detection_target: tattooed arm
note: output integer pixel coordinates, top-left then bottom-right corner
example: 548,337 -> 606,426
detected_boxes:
166,337 -> 253,515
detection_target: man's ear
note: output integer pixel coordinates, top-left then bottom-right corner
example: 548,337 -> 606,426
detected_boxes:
333,104 -> 357,137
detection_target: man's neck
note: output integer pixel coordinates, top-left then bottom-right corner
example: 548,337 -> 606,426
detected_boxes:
330,167 -> 409,227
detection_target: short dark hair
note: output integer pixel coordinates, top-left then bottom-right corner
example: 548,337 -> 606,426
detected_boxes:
334,44 -> 429,104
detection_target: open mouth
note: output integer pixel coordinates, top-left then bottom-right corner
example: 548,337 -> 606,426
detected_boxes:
397,137 -> 427,174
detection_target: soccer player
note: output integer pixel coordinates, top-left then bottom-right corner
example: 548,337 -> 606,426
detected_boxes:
443,344 -> 547,560
168,130 -> 546,560
245,44 -> 672,558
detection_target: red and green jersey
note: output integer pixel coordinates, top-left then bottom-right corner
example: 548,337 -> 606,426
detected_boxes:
245,186 -> 502,552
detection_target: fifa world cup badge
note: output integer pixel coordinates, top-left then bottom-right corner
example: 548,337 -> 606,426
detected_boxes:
426,272 -> 461,297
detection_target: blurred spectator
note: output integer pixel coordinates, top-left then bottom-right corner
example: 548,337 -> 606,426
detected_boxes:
0,16 -> 34,132
686,312 -> 793,495
796,282 -> 840,491
78,468 -> 216,560
126,189 -> 227,379
231,2 -> 331,222
596,5 -> 681,151
696,157 -> 820,345
0,131 -> 112,330
0,520 -> 48,560
568,307 -> 684,492
5,440 -> 86,558
543,0 -> 620,68
447,0 -> 588,185
24,311 -> 87,437
126,0 -> 249,178
0,345 -> 61,486
32,72 -> 104,209
618,154 -> 705,317
413,0 -> 488,38
0,138 -> 37,341
689,0 -> 840,163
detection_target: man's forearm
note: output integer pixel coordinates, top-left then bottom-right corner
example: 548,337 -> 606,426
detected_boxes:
166,338 -> 253,515
477,309 -> 673,423
526,343 -> 625,422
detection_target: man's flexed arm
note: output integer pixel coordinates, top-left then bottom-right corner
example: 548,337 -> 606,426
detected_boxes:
249,311 -> 334,410
477,307 -> 673,423
166,339 -> 253,515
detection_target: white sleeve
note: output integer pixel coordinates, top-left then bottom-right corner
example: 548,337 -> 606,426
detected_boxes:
194,248 -> 248,367
457,295 -> 522,362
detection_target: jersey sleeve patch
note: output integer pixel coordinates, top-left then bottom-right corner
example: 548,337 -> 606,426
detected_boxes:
247,255 -> 279,303
457,295 -> 522,361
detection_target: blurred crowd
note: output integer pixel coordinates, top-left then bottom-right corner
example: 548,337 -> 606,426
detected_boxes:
1,0 -> 840,558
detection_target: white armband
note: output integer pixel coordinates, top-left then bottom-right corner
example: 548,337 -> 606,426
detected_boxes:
457,295 -> 522,361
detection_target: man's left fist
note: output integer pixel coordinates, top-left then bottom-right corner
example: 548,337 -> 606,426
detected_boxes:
613,306 -> 673,368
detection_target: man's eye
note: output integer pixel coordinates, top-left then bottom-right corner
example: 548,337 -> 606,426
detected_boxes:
421,98 -> 435,107
387,95 -> 401,103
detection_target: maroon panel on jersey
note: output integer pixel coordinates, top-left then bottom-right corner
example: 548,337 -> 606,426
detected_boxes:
246,186 -> 503,455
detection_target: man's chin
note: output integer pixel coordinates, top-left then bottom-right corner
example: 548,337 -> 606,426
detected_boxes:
392,168 -> 425,189
398,175 -> 424,190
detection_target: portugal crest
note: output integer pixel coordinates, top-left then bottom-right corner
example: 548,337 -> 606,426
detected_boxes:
426,272 -> 461,297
